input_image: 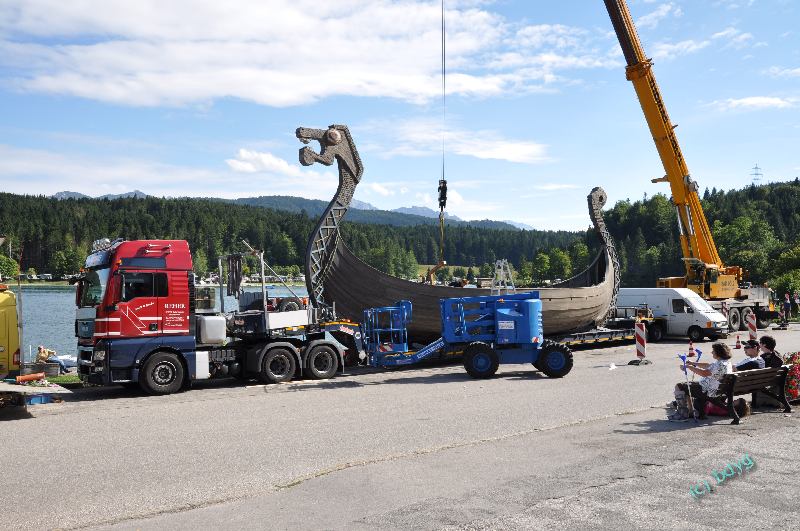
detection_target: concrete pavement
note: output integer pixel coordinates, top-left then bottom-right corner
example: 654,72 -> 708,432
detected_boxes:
2,328 -> 799,529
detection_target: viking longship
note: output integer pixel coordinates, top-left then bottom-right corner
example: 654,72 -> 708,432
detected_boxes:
296,125 -> 619,342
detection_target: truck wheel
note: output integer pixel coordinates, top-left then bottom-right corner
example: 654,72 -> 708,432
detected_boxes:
537,341 -> 573,378
260,348 -> 296,383
646,322 -> 664,342
740,307 -> 754,330
757,318 -> 771,330
305,345 -> 339,380
278,297 -> 303,312
140,351 -> 185,395
727,308 -> 741,332
688,326 -> 703,342
463,342 -> 499,379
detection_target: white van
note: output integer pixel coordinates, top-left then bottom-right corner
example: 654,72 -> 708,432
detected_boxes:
617,288 -> 729,342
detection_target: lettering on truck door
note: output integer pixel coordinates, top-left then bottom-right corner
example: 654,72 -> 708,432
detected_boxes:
160,271 -> 189,336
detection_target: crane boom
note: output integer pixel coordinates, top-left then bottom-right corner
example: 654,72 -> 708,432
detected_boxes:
603,0 -> 741,299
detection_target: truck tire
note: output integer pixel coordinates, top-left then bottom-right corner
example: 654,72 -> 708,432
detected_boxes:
278,297 -> 303,312
260,348 -> 296,384
646,322 -> 664,342
688,326 -> 703,342
741,307 -> 754,330
305,345 -> 339,380
537,341 -> 573,378
727,308 -> 741,332
757,317 -> 771,330
463,342 -> 499,379
140,351 -> 185,395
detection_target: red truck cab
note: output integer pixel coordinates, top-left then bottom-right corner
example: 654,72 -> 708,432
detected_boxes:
76,238 -> 196,391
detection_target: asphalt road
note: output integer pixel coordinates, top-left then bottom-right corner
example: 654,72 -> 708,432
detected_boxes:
2,328 -> 799,530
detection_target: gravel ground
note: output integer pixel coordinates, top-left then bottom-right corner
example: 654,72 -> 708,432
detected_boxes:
2,327 -> 799,530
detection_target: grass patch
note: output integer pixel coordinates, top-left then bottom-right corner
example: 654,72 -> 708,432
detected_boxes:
47,374 -> 82,385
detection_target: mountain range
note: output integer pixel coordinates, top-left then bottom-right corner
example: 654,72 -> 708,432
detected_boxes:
51,191 -> 535,231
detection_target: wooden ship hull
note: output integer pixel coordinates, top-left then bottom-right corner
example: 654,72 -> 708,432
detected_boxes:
324,242 -> 616,342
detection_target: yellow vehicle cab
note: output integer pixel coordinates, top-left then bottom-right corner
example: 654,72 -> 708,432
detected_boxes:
0,284 -> 21,379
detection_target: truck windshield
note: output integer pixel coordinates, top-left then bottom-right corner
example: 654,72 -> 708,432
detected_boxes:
687,296 -> 714,312
79,268 -> 110,307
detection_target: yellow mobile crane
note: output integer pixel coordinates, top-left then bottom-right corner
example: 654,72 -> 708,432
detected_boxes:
603,0 -> 777,331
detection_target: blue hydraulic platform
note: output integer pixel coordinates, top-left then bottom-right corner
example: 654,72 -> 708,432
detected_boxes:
362,291 -> 573,378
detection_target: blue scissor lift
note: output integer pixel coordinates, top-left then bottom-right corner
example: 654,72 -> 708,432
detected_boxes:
362,292 -> 573,378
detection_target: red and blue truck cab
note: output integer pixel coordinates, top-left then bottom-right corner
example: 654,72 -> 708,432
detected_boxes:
75,238 -> 350,394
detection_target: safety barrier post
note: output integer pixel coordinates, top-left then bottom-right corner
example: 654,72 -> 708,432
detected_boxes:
628,321 -> 651,365
747,312 -> 757,341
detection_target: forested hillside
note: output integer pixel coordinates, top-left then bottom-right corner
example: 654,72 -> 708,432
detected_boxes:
1,179 -> 798,295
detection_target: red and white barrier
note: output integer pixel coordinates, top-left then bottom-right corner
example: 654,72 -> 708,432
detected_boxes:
635,322 -> 646,360
747,312 -> 757,341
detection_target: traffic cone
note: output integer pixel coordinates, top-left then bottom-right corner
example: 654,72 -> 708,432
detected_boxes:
734,335 -> 741,349
688,340 -> 695,357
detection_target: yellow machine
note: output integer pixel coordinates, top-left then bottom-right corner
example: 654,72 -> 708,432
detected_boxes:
603,0 -> 742,300
0,284 -> 21,379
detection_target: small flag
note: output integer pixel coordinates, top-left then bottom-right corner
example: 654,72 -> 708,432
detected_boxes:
678,354 -> 687,375
695,349 -> 702,364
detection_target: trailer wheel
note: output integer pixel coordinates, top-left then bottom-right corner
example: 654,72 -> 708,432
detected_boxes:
537,341 -> 573,378
278,297 -> 303,312
727,308 -> 741,332
463,342 -> 499,379
305,345 -> 339,380
260,348 -> 296,384
646,322 -> 664,342
140,351 -> 185,395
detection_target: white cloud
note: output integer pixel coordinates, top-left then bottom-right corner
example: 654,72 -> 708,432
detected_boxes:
0,1 -> 623,108
367,183 -> 394,197
711,96 -> 795,111
712,27 -> 754,49
372,118 -> 549,164
636,3 -> 682,30
533,183 -> 579,191
0,143 -> 339,200
651,39 -> 710,60
767,66 -> 800,78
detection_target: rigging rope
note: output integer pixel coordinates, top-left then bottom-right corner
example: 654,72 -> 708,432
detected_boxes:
438,0 -> 447,265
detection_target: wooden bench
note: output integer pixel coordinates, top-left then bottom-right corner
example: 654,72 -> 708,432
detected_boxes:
706,366 -> 792,424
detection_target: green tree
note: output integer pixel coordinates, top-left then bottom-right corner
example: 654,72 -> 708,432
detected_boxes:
479,263 -> 493,278
0,255 -> 19,279
192,248 -> 209,277
452,266 -> 466,279
532,253 -> 550,283
466,266 -> 475,281
714,216 -> 779,283
518,256 -> 533,286
569,241 -> 590,273
548,248 -> 572,280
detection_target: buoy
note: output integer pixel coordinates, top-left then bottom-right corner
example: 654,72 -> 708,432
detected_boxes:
734,335 -> 741,349
688,340 -> 695,357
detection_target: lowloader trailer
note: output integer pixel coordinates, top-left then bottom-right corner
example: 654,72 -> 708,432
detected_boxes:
74,238 -> 348,394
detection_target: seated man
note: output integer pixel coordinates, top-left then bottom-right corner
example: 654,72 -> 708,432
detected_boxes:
734,340 -> 766,371
36,345 -> 69,375
759,335 -> 784,368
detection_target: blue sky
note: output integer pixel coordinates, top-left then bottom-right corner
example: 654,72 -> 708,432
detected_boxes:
0,0 -> 798,230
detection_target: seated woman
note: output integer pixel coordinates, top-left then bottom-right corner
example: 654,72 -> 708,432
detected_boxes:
36,345 -> 70,375
671,343 -> 733,420
733,340 -> 766,371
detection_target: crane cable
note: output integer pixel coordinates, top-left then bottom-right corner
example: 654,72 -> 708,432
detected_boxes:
438,0 -> 447,265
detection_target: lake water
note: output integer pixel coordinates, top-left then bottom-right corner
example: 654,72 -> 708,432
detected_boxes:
9,284 -> 308,363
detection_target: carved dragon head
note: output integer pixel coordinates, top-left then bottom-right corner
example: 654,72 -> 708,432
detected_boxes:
295,125 -> 363,183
